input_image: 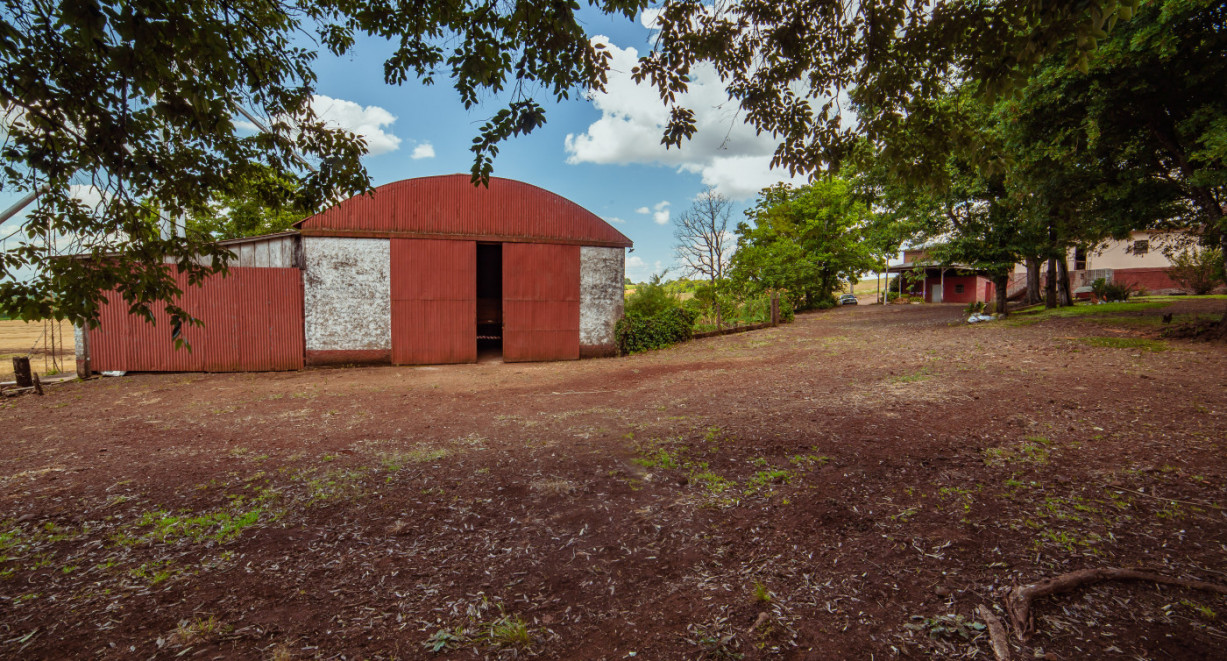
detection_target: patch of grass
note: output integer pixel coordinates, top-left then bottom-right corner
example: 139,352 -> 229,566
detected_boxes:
687,618 -> 743,660
1181,599 -> 1217,621
424,604 -> 534,655
1080,336 -> 1169,351
746,469 -> 791,491
752,581 -> 771,603
486,614 -> 532,650
172,615 -> 228,645
890,367 -> 932,384
691,470 -> 734,493
135,506 -> 267,545
634,447 -> 682,470
302,468 -> 366,503
788,453 -> 831,468
1009,301 -> 1171,325
380,447 -> 451,470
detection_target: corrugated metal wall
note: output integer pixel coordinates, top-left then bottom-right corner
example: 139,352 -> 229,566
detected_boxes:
89,267 -> 304,372
503,243 -> 580,362
298,175 -> 632,248
390,238 -> 477,365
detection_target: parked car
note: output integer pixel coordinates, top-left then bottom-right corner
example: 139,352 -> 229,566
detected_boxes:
839,294 -> 858,306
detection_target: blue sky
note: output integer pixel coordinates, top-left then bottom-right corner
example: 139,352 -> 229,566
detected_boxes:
1,6 -> 822,283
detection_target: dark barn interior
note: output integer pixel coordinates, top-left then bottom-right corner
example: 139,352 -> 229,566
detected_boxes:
476,242 -> 503,360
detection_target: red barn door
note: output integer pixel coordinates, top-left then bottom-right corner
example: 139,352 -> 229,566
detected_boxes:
391,238 -> 477,364
502,243 -> 580,362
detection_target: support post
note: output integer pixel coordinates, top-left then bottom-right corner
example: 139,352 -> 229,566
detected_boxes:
76,324 -> 91,379
12,357 -> 32,388
770,294 -> 780,326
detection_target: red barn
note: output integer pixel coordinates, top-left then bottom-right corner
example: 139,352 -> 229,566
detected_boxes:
79,175 -> 632,373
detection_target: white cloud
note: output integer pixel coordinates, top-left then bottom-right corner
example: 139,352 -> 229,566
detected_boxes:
604,216 -> 626,224
635,206 -> 650,214
564,39 -> 809,200
652,200 -> 670,225
640,8 -> 664,29
625,255 -> 666,282
68,184 -> 106,210
411,142 -> 435,160
310,95 -> 402,155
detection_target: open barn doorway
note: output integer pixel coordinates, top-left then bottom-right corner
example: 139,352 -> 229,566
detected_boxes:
476,243 -> 503,362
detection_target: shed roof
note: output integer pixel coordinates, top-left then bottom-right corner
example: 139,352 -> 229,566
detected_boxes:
295,175 -> 632,248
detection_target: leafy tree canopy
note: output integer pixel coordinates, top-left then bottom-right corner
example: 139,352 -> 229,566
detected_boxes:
186,165 -> 311,241
0,0 -> 646,325
729,179 -> 881,310
0,0 -> 1163,327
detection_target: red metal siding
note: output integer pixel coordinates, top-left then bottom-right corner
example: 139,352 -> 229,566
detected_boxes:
88,267 -> 304,372
503,243 -> 580,363
390,238 -> 477,365
297,175 -> 632,248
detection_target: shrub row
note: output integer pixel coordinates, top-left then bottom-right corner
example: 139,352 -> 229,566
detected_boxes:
615,307 -> 699,355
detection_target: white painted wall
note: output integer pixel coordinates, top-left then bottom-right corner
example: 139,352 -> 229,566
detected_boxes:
303,237 -> 391,351
579,246 -> 624,351
1088,231 -> 1182,270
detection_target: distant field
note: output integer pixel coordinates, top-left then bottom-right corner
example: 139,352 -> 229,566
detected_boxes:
0,319 -> 75,379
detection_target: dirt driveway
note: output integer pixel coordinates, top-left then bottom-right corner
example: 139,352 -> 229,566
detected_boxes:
2,301 -> 1226,659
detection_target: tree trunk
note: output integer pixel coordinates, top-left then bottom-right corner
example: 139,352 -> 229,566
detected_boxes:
994,275 -> 1009,317
1221,231 -> 1227,324
1025,255 -> 1042,305
1057,256 -> 1073,307
1045,256 -> 1057,308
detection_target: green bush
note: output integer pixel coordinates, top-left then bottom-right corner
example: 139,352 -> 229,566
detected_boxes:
1169,246 -> 1225,294
1092,277 -> 1135,301
624,275 -> 679,318
615,307 -> 699,354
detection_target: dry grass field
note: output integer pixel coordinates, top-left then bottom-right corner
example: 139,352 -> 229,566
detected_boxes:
0,319 -> 74,380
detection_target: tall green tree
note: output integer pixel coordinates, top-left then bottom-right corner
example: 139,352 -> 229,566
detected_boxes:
729,179 -> 879,310
638,1 -> 1143,177
186,165 -> 312,241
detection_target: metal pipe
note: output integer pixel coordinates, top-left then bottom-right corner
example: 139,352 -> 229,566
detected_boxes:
0,184 -> 49,226
233,104 -> 317,173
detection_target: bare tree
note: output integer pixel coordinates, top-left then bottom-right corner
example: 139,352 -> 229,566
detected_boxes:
674,188 -> 734,326
674,188 -> 734,284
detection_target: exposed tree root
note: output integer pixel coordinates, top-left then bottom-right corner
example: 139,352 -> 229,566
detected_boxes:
976,604 -> 1011,661
1007,568 -> 1227,641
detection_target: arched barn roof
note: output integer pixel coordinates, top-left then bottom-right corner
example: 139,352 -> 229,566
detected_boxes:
294,174 -> 632,248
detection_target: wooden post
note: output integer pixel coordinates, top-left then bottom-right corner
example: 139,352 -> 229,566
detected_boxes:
75,324 -> 90,379
31,373 -> 43,396
12,357 -> 32,388
770,294 -> 780,326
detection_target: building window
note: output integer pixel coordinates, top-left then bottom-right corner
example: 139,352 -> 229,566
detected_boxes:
1133,240 -> 1149,255
1074,247 -> 1087,270
954,284 -> 965,294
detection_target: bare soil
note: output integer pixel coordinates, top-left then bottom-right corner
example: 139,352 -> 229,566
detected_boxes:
2,301 -> 1227,660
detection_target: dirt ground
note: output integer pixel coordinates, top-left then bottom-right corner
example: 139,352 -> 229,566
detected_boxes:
0,320 -> 75,381
2,300 -> 1226,660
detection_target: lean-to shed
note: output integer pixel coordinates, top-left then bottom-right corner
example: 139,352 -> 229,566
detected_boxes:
79,175 -> 631,373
